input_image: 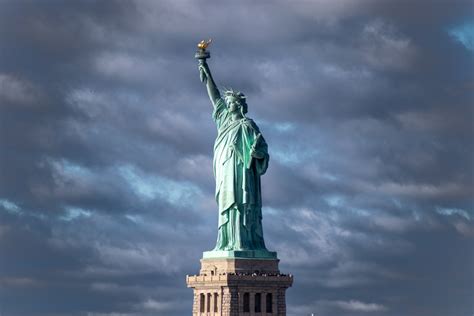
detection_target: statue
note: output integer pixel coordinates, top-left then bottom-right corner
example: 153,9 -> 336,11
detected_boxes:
195,40 -> 275,258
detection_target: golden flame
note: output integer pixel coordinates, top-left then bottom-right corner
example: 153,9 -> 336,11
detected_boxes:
197,39 -> 212,50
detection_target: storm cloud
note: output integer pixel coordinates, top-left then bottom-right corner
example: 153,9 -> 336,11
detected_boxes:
0,1 -> 473,315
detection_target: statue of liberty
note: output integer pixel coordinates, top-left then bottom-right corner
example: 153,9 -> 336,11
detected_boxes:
195,40 -> 275,258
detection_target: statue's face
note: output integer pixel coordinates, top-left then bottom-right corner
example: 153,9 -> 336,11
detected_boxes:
225,96 -> 241,113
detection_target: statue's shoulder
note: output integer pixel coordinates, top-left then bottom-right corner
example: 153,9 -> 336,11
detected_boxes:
242,117 -> 260,133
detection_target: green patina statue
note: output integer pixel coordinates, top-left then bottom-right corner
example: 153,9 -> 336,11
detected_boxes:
195,40 -> 276,259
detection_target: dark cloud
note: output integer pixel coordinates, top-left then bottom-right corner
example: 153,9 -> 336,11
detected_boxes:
0,0 -> 473,315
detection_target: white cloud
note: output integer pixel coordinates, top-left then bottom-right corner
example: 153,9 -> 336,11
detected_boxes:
60,206 -> 93,221
67,88 -> 113,119
0,73 -> 40,105
436,207 -> 471,220
118,164 -> 203,207
94,243 -> 174,273
87,313 -> 138,316
372,214 -> 417,233
95,52 -> 165,82
282,0 -> 372,25
360,19 -> 417,71
292,298 -> 389,316
140,298 -> 175,312
453,221 -> 474,237
0,199 -> 22,214
48,158 -> 97,200
332,299 -> 388,312
0,277 -> 42,287
375,182 -> 468,199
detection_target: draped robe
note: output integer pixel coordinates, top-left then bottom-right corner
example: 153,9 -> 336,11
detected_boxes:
212,98 -> 269,251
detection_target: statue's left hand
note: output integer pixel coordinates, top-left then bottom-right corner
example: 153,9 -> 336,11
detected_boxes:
251,148 -> 265,159
251,134 -> 264,159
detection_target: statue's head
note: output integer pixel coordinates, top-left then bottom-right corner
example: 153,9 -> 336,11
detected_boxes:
224,89 -> 248,115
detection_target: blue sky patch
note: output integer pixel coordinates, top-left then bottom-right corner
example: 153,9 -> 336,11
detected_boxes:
448,22 -> 474,51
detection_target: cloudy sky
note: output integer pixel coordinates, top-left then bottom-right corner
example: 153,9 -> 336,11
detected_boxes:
0,1 -> 473,315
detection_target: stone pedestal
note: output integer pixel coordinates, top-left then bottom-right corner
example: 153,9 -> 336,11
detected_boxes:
186,258 -> 293,316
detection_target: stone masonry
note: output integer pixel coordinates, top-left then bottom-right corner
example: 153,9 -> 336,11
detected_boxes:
186,258 -> 293,316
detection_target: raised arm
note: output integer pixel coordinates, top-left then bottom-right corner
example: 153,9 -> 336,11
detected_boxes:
198,60 -> 221,106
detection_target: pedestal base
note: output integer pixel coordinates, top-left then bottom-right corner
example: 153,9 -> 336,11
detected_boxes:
203,250 -> 277,259
186,257 -> 293,316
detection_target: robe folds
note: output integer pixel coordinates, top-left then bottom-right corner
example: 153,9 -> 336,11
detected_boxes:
211,98 -> 269,251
